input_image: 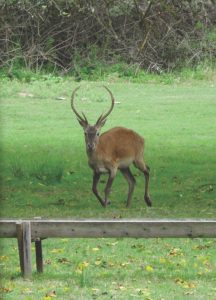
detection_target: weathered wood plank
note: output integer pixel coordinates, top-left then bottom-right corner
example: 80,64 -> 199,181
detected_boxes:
30,219 -> 216,238
1,219 -> 216,238
0,220 -> 18,237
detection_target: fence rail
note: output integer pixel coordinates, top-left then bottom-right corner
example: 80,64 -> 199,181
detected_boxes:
1,218 -> 216,279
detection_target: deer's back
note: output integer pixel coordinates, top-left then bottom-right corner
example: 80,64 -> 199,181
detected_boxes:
98,127 -> 144,162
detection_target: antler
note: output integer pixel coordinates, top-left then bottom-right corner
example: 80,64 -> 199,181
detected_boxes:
71,86 -> 88,125
95,85 -> 115,126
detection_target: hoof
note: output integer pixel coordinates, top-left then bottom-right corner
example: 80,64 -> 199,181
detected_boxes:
100,200 -> 106,207
104,200 -> 111,206
144,196 -> 152,207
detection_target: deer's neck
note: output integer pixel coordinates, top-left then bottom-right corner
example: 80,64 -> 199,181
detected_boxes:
86,144 -> 103,170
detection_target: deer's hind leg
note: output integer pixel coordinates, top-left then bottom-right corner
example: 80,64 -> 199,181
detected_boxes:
134,158 -> 152,207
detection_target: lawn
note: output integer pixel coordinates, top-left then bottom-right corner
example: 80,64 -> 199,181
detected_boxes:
0,78 -> 216,299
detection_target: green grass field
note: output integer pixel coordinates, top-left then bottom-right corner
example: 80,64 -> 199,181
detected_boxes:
0,78 -> 216,299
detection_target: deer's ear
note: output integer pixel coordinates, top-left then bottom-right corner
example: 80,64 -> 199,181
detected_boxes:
78,118 -> 88,128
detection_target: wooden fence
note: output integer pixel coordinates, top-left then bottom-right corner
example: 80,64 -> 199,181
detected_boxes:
1,218 -> 216,279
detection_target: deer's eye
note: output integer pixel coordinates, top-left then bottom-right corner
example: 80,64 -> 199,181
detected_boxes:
96,132 -> 99,136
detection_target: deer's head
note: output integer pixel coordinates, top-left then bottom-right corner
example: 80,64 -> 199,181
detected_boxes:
71,86 -> 115,152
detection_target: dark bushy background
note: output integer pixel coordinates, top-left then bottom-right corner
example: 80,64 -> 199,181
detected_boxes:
1,0 -> 216,75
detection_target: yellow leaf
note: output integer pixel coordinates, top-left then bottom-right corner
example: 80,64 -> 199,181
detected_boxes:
82,261 -> 89,268
118,285 -> 126,290
168,248 -> 183,256
92,288 -> 100,292
95,260 -> 102,266
22,288 -> 33,294
92,247 -> 100,252
178,259 -> 186,267
50,248 -> 64,254
0,255 -> 9,261
175,278 -> 196,289
184,291 -> 194,295
43,297 -> 52,300
106,242 -> 118,246
159,257 -> 166,264
61,239 -> 69,242
120,262 -> 130,267
76,261 -> 89,273
145,265 -> 154,272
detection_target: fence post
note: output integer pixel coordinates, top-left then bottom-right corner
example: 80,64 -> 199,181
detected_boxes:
16,221 -> 32,279
16,222 -> 24,275
35,238 -> 43,273
34,217 -> 43,273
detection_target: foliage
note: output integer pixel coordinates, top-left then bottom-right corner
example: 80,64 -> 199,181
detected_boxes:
0,60 -> 216,83
0,0 -> 216,75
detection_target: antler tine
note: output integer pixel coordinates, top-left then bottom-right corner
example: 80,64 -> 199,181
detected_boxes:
71,86 -> 88,123
95,85 -> 115,125
82,112 -> 88,123
95,114 -> 103,126
102,85 -> 115,119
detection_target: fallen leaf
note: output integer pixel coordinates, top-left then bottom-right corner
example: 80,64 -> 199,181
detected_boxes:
46,290 -> 57,298
61,238 -> 69,243
175,278 -> 196,289
45,259 -> 52,265
94,260 -> 102,266
76,261 -> 89,273
0,255 -> 9,261
118,285 -> 126,290
193,244 -> 211,250
106,242 -> 118,246
159,257 -> 167,264
184,291 -> 194,295
168,248 -> 183,256
92,288 -> 100,292
50,248 -> 64,254
57,257 -> 71,264
120,262 -> 130,267
0,287 -> 13,293
145,265 -> 154,272
92,247 -> 100,252
22,288 -> 33,294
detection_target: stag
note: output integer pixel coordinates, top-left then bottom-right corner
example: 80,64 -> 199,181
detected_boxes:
71,86 -> 152,208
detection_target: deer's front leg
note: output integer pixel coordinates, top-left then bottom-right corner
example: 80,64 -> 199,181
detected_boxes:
92,171 -> 105,207
104,169 -> 117,207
